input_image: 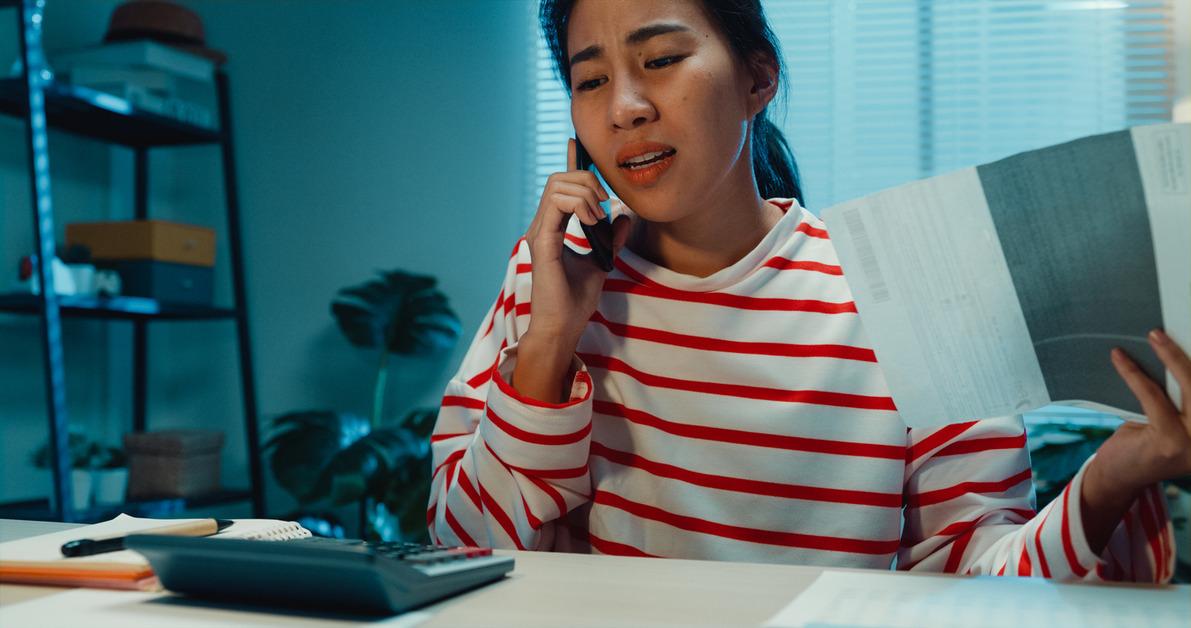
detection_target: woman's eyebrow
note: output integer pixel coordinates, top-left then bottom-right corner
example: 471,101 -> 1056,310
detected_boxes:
569,22 -> 692,69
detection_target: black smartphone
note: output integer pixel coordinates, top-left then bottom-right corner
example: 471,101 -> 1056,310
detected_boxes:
574,138 -> 616,272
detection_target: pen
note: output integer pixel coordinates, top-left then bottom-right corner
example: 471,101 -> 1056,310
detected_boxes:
60,518 -> 234,557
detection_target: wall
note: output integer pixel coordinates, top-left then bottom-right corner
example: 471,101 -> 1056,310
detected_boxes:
0,0 -> 530,515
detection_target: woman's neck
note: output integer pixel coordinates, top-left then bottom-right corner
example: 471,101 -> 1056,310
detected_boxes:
628,185 -> 783,279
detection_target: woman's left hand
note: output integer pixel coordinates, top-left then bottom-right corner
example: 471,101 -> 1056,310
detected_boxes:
1080,328 -> 1191,554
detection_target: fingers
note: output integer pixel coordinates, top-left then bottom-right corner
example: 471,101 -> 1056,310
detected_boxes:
552,181 -> 606,224
568,138 -> 577,172
1111,347 -> 1179,427
1149,329 -> 1191,415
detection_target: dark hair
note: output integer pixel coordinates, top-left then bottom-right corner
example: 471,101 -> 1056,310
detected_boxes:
539,0 -> 803,204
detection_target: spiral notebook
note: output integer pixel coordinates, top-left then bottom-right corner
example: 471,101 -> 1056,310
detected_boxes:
0,513 -> 311,590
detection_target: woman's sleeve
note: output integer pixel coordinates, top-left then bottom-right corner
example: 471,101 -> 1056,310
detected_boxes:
426,239 -> 595,550
898,415 -> 1176,582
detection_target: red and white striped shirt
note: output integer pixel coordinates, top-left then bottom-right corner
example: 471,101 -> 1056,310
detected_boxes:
428,198 -> 1174,581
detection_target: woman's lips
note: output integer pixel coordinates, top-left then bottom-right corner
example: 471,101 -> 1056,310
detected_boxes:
618,150 -> 676,187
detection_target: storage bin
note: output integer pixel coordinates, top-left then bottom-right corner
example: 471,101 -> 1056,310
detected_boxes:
66,220 -> 216,267
124,430 -> 224,499
96,259 -> 214,305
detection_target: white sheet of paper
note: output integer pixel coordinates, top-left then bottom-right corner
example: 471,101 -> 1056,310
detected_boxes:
0,588 -> 431,628
824,168 -> 1048,427
1133,123 -> 1191,410
763,571 -> 1190,628
0,513 -> 307,565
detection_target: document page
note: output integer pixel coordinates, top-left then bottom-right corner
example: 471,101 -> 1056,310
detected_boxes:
824,168 -> 1047,427
763,571 -> 1190,628
978,130 -> 1165,419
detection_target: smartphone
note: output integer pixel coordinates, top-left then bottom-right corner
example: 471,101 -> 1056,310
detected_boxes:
574,138 -> 616,272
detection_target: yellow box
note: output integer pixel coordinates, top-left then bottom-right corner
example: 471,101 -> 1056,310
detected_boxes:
66,220 -> 216,267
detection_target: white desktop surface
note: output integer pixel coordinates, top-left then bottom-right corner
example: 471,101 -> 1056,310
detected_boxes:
1,518 -> 1186,627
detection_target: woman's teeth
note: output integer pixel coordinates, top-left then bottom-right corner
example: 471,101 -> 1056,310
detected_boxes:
621,149 -> 676,169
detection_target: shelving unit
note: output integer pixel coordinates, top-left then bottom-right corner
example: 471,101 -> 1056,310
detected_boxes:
0,0 -> 264,522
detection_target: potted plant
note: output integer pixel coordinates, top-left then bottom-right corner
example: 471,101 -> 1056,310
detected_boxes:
266,269 -> 461,541
32,432 -> 98,512
90,445 -> 128,505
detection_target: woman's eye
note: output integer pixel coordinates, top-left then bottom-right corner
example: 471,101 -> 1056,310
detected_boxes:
645,55 -> 683,69
576,77 -> 606,92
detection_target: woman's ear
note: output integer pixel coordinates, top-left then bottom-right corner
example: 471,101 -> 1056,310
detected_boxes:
746,53 -> 779,116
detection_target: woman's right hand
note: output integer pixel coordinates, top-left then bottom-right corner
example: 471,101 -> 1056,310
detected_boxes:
513,139 -> 632,402
523,138 -> 632,346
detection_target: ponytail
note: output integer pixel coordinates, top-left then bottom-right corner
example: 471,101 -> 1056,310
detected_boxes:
752,116 -> 802,204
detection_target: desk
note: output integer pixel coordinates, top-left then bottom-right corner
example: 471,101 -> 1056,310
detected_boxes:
1,519 -> 1186,627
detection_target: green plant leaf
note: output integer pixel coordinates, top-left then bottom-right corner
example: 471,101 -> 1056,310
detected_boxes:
265,411 -> 370,504
330,270 -> 462,356
317,421 -> 431,507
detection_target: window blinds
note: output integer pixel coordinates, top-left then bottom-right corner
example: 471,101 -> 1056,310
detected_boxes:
527,0 -> 1175,222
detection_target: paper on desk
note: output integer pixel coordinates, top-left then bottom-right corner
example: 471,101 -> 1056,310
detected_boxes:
764,571 -> 1190,628
0,588 -> 432,628
0,513 -> 308,565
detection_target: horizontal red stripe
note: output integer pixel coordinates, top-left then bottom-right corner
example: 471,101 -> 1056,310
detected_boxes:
516,263 -> 532,274
602,279 -> 857,314
588,310 -> 876,362
905,421 -> 978,463
492,364 -> 589,410
594,490 -> 899,555
795,221 -> 829,239
441,395 -> 485,410
593,400 -> 903,459
565,233 -> 589,247
486,406 -> 592,444
580,353 -> 897,411
762,257 -> 842,275
431,432 -> 469,443
934,433 -> 1026,457
924,507 -> 1035,540
590,442 -> 901,507
483,441 -> 589,479
906,467 -> 1033,508
587,531 -> 659,558
608,257 -> 852,313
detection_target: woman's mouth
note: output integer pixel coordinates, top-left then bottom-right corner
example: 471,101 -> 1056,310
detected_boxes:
618,148 -> 677,186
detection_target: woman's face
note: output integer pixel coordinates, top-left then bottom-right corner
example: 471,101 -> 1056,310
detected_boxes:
566,0 -> 770,223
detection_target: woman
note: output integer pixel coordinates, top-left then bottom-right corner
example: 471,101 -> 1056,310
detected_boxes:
428,0 -> 1187,581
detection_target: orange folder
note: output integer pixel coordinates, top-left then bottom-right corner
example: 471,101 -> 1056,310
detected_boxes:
0,560 -> 160,591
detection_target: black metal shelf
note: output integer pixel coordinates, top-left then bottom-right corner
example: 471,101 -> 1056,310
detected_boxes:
0,489 -> 253,523
0,293 -> 237,321
0,77 -> 220,147
5,1 -> 265,523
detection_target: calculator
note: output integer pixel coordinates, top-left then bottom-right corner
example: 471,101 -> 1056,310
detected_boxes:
125,534 -> 515,615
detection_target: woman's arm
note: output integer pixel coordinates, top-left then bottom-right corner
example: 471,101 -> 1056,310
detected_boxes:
427,239 -> 597,551
898,415 -> 1174,582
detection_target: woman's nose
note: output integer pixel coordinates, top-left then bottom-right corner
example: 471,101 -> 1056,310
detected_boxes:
610,81 -> 657,130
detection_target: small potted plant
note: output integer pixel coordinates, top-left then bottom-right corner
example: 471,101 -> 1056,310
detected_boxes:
90,444 -> 128,505
32,432 -> 97,512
